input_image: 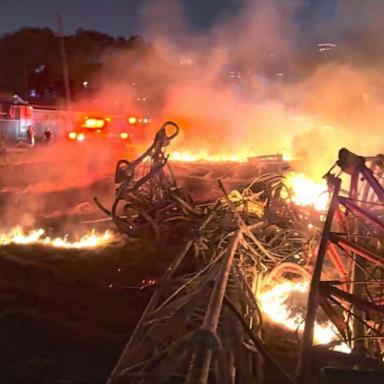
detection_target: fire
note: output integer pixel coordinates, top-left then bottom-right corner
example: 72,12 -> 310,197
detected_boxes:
170,151 -> 250,163
170,150 -> 294,163
170,151 -> 328,210
0,227 -> 114,249
284,172 -> 329,211
259,281 -> 350,352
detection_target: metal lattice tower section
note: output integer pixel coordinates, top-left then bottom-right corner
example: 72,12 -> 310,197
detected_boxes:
104,163 -> 307,383
103,126 -> 384,383
296,148 -> 384,383
107,213 -> 296,384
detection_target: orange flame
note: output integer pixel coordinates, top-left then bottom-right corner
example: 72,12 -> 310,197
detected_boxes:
0,227 -> 114,249
170,150 -> 250,163
259,281 -> 350,352
283,172 -> 329,211
169,151 -> 329,210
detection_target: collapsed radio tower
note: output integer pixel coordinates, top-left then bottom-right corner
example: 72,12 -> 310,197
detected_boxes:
105,180 -> 308,384
98,124 -> 383,383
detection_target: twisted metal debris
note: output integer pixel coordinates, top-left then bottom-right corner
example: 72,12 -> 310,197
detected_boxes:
106,180 -> 311,383
95,121 -> 200,238
96,122 -> 316,383
97,123 -> 384,383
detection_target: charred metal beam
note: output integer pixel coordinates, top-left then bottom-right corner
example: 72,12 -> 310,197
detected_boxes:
296,177 -> 341,384
186,232 -> 240,384
329,234 -> 384,266
319,283 -> 384,316
338,196 -> 384,231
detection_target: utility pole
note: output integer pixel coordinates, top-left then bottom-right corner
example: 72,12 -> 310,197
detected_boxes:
57,13 -> 71,110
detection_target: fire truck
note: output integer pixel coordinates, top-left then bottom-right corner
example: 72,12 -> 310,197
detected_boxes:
0,97 -> 34,139
0,95 -> 67,141
66,114 -> 151,143
0,95 -> 152,144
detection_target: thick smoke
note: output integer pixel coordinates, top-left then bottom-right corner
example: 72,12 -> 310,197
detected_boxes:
0,140 -> 119,230
82,0 -> 384,180
3,0 -> 384,231
0,0 -> 384,232
93,1 -> 306,157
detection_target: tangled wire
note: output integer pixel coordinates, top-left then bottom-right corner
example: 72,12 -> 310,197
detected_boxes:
95,122 -> 314,271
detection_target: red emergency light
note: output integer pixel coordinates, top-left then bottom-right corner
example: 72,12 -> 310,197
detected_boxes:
81,117 -> 108,129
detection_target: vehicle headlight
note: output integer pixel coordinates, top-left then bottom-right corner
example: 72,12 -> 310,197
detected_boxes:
128,116 -> 137,125
68,131 -> 77,140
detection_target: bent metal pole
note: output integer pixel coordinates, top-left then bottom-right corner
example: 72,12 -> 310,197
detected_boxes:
296,177 -> 341,384
186,231 -> 240,384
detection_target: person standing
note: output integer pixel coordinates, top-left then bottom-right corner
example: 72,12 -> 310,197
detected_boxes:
43,128 -> 53,142
27,125 -> 35,147
0,133 -> 7,162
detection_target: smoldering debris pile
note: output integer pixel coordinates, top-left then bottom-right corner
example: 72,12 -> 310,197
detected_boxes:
95,121 -> 310,240
96,122 -> 318,383
97,123 -> 384,384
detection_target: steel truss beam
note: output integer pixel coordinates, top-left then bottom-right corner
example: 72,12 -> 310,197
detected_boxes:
296,148 -> 384,384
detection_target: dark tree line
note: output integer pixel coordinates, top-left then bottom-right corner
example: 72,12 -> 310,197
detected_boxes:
0,27 -> 150,105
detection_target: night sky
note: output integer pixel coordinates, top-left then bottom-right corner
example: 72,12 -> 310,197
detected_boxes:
0,0 -> 338,38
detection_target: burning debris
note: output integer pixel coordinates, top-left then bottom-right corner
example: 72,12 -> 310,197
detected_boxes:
97,124 -> 384,383
297,148 -> 384,383
283,172 -> 329,211
95,121 -> 321,239
0,117 -> 382,383
259,280 -> 350,351
95,121 -> 202,239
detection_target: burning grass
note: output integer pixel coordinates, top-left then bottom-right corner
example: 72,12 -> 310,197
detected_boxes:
0,232 -> 184,382
0,226 -> 115,249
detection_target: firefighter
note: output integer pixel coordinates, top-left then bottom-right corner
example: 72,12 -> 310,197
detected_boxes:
43,128 -> 53,143
0,133 -> 6,162
26,125 -> 35,147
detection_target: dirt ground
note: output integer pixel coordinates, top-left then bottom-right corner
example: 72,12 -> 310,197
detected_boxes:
0,143 -> 185,383
0,239 -> 186,383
